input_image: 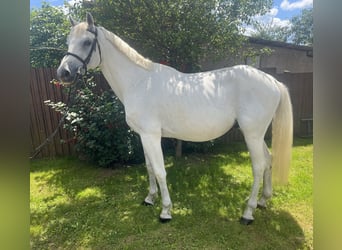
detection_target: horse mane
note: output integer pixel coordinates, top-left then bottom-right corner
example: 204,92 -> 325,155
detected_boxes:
98,27 -> 153,71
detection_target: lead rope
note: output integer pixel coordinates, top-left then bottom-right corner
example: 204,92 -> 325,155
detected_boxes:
29,73 -> 87,160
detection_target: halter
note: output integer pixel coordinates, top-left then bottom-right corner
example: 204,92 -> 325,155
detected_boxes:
65,27 -> 102,75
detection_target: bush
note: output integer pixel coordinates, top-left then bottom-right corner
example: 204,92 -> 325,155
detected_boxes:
46,78 -> 144,167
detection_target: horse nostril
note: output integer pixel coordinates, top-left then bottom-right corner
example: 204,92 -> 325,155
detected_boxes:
57,67 -> 72,83
63,69 -> 70,78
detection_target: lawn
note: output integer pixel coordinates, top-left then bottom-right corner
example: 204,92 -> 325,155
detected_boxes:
30,138 -> 313,249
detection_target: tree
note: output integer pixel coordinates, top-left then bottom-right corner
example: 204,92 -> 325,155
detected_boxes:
30,3 -> 70,67
290,8 -> 313,46
74,0 -> 272,72
250,19 -> 291,42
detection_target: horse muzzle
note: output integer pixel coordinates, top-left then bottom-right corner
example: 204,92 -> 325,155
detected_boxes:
57,63 -> 83,85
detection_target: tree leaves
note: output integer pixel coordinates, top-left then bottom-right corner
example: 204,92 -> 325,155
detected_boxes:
30,3 -> 70,67
30,1 -> 274,69
79,0 -> 272,72
249,7 -> 313,46
291,8 -> 313,46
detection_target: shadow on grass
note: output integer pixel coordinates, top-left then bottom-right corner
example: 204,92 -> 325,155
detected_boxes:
293,136 -> 313,147
31,140 -> 308,249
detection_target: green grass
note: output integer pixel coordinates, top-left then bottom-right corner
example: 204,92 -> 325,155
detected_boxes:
30,138 -> 312,249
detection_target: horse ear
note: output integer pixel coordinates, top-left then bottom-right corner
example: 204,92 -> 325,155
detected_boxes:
86,12 -> 95,28
69,16 -> 78,27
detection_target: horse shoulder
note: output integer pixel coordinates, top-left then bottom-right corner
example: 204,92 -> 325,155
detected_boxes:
123,77 -> 164,135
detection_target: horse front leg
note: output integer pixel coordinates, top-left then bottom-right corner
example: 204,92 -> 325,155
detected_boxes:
140,134 -> 172,222
142,154 -> 158,206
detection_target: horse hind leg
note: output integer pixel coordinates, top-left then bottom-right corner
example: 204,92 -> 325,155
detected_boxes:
240,136 -> 268,225
257,142 -> 272,209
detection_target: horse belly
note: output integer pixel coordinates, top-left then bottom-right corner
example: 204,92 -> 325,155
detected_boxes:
161,107 -> 235,142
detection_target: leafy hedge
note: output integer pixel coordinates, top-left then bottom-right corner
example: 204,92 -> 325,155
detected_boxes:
46,78 -> 144,167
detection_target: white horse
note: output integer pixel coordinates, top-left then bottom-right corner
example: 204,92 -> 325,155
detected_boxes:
57,13 -> 293,225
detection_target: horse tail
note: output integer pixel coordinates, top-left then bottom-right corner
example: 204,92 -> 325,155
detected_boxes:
271,82 -> 293,185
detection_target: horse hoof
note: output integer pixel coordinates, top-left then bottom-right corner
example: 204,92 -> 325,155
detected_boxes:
159,217 -> 172,223
239,217 -> 254,225
142,200 -> 154,206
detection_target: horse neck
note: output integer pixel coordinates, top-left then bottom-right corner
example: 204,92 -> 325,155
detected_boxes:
97,28 -> 152,103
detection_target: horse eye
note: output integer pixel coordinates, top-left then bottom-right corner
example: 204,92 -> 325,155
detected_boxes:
83,39 -> 92,47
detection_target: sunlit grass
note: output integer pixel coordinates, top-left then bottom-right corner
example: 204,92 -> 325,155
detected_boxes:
30,138 -> 312,249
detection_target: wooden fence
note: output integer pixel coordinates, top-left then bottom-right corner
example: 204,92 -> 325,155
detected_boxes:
30,68 -> 72,158
29,67 -> 312,158
267,69 -> 313,138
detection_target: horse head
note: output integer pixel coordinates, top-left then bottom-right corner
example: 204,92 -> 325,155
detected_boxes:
57,13 -> 102,85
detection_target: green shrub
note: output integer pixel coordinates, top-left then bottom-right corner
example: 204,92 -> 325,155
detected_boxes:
45,78 -> 144,166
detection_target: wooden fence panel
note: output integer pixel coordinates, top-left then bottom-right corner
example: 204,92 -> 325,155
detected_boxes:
270,71 -> 313,136
29,67 -> 312,158
30,68 -> 74,158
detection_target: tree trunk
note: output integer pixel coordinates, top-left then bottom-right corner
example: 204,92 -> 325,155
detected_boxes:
175,139 -> 182,158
